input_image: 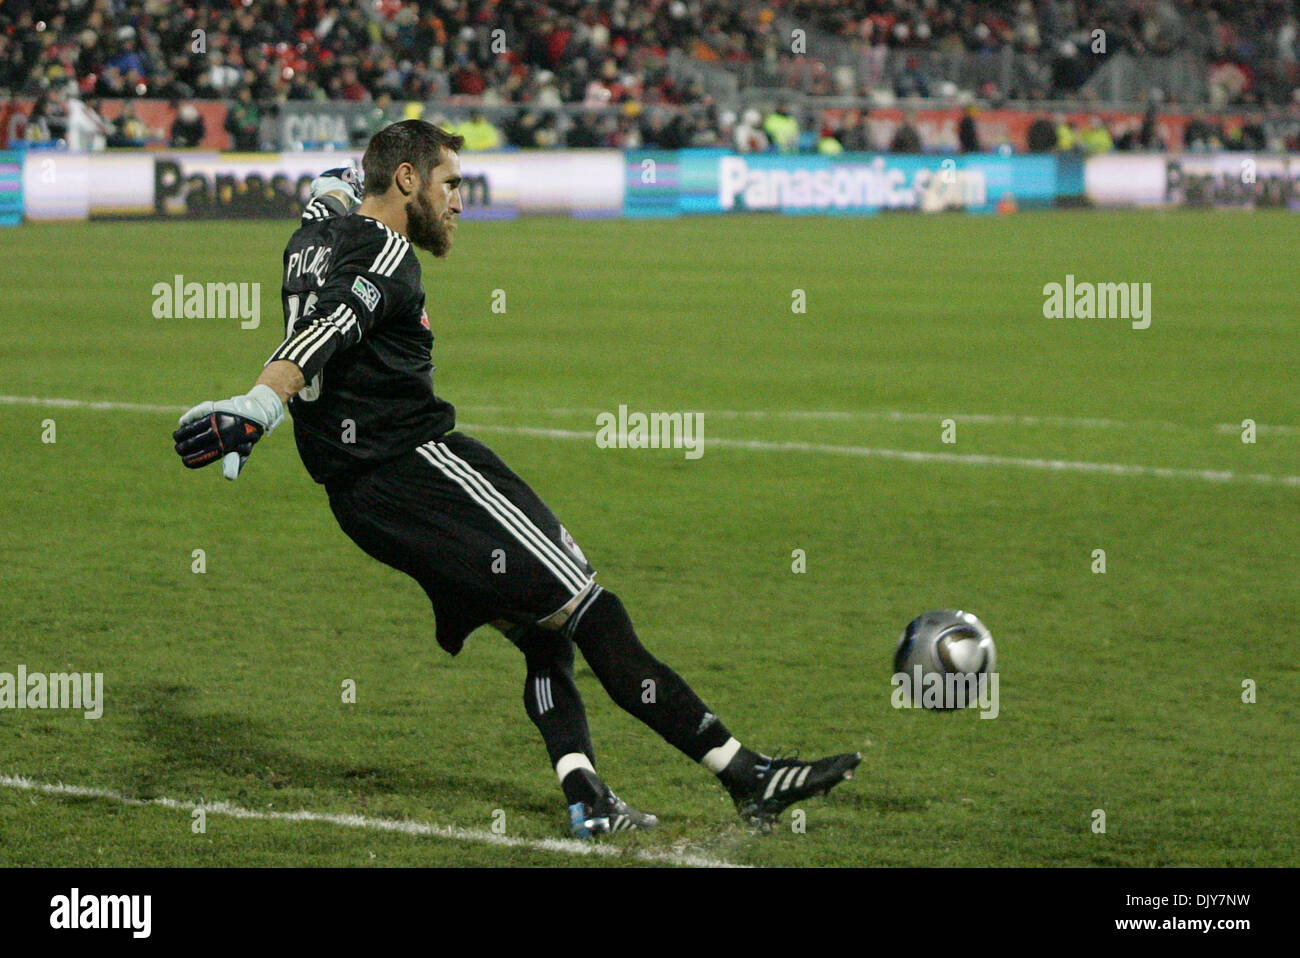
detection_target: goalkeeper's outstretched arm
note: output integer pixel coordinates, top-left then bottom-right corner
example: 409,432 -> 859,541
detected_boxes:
173,165 -> 362,481
172,164 -> 363,482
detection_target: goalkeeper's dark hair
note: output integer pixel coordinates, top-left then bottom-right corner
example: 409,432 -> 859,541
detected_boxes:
362,120 -> 463,196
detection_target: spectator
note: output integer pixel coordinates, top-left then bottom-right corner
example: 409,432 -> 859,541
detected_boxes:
686,109 -> 724,147
1054,113 -> 1077,152
3,100 -> 27,146
1050,41 -> 1089,96
732,108 -> 768,152
1183,110 -> 1220,151
224,87 -> 263,151
816,120 -> 844,154
95,64 -> 129,98
40,89 -> 71,143
716,110 -> 738,148
565,111 -> 603,147
456,110 -> 503,151
1137,99 -> 1162,150
1207,60 -> 1250,108
889,112 -> 923,153
337,66 -> 373,101
170,103 -> 206,148
895,54 -> 932,99
1240,113 -> 1267,151
107,100 -> 149,147
351,91 -> 397,147
534,71 -> 563,108
1026,115 -> 1057,152
65,96 -> 112,152
662,111 -> 696,149
533,112 -> 560,148
1220,115 -> 1247,149
1264,105 -> 1300,151
1114,119 -> 1146,150
839,110 -> 875,151
504,109 -> 542,148
639,108 -> 670,148
1279,14 -> 1299,63
202,51 -> 241,98
108,28 -> 149,79
958,105 -> 981,152
611,112 -> 641,148
22,93 -> 54,144
1079,115 -> 1113,153
763,102 -> 799,153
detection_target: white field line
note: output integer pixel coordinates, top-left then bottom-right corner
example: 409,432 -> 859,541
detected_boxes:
1,394 -> 1296,487
0,773 -> 746,868
459,402 -> 1300,437
463,424 -> 1300,488
2,394 -> 1296,436
0,395 -> 187,415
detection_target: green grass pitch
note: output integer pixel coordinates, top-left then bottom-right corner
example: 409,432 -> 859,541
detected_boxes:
0,210 -> 1296,867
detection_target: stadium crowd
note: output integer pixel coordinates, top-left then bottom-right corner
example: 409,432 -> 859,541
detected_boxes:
786,0 -> 1298,62
2,0 -> 762,106
4,0 -> 1299,105
2,1 -> 1299,153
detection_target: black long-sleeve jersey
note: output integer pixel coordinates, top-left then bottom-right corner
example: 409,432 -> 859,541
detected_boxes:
267,195 -> 456,485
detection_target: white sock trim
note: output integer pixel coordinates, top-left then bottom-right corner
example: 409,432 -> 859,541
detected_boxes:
555,752 -> 595,783
701,737 -> 743,774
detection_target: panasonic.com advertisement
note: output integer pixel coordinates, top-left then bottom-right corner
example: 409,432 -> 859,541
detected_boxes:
625,150 -> 1074,217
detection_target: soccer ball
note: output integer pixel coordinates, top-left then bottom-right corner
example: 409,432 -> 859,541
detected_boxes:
893,609 -> 996,710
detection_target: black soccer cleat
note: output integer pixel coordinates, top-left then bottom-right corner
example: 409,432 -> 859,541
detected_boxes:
729,751 -> 861,829
569,789 -> 660,839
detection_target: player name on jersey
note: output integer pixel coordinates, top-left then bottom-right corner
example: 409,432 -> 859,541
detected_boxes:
287,245 -> 334,285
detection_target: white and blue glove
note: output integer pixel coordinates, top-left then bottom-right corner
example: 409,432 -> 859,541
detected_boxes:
173,384 -> 285,481
310,164 -> 364,208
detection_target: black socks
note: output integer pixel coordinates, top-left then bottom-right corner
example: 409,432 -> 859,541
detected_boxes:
509,587 -> 756,805
568,588 -> 734,763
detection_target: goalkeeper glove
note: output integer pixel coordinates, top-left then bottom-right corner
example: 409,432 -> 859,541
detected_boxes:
310,164 -> 364,208
173,384 -> 285,481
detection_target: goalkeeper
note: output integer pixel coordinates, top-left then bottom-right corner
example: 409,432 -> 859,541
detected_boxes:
173,121 -> 859,837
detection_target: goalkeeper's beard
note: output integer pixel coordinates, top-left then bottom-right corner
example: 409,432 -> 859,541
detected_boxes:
406,191 -> 453,258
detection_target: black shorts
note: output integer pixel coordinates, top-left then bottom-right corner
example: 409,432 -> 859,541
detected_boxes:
325,432 -> 595,655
